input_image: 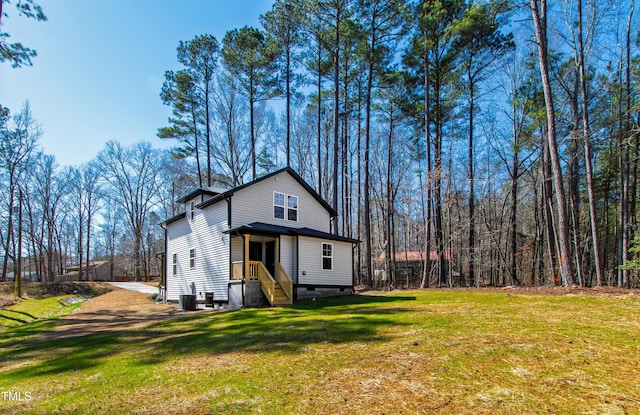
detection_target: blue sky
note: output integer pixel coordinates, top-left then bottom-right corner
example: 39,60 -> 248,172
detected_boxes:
1,0 -> 274,167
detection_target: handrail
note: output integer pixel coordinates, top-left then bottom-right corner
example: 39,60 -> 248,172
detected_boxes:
231,260 -> 292,304
231,261 -> 243,280
252,261 -> 277,303
275,262 -> 293,301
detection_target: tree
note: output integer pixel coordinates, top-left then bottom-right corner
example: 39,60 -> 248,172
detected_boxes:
0,0 -> 46,67
261,0 -> 306,167
97,141 -> 165,281
405,0 -> 466,286
0,102 -> 40,281
80,162 -> 101,280
210,70 -> 252,186
161,35 -> 219,188
451,1 -> 513,286
574,0 -> 604,286
530,0 -> 576,285
358,0 -> 407,284
222,26 -> 278,180
159,70 -> 205,188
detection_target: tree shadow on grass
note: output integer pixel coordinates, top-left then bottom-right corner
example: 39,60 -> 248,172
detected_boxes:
295,293 -> 417,308
0,294 -> 417,379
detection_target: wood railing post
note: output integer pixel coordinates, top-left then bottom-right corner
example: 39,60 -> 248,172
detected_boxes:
244,235 -> 250,280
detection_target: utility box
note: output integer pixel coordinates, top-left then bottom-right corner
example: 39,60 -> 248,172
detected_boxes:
205,292 -> 214,308
179,294 -> 197,311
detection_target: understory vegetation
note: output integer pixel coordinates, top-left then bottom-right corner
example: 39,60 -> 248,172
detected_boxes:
0,290 -> 638,414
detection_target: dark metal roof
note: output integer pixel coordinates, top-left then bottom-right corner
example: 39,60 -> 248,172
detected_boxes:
176,188 -> 223,204
163,212 -> 186,226
225,222 -> 359,244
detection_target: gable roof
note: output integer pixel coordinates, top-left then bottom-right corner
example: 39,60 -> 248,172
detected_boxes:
176,188 -> 224,204
196,167 -> 337,217
163,212 -> 186,226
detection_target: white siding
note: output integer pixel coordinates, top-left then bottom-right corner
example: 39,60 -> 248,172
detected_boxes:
231,171 -> 331,231
166,201 -> 230,301
280,235 -> 296,282
297,236 -> 352,286
231,236 -> 243,262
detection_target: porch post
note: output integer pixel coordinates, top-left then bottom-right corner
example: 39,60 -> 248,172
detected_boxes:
244,234 -> 250,279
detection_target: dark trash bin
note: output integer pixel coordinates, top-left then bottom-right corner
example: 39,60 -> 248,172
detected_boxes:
179,294 -> 197,311
205,292 -> 214,308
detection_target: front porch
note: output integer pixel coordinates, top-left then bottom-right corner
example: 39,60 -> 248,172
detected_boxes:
230,233 -> 293,306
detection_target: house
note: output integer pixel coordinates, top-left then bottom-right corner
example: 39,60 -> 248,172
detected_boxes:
377,251 -> 451,288
162,167 -> 358,308
59,260 -> 111,282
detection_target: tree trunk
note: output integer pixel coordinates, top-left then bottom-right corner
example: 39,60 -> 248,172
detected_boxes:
85,199 -> 92,281
621,1 -> 634,287
576,0 -> 603,286
421,31 -> 432,289
250,78 -> 257,181
468,71 -> 475,287
15,189 -> 23,299
363,19 -> 377,287
542,134 -> 558,285
317,41 -> 323,194
510,134 -> 519,286
386,103 -> 394,287
286,47 -> 291,167
205,80 -> 212,187
191,105 -> 203,188
530,0 -> 575,285
2,186 -> 15,282
332,9 -> 340,234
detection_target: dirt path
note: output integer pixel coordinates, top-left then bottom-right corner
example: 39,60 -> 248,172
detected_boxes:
33,288 -> 207,342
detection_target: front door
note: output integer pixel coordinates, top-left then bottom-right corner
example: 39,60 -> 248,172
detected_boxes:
265,240 -> 276,277
249,241 -> 262,262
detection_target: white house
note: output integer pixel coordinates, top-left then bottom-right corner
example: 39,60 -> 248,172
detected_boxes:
162,167 -> 358,308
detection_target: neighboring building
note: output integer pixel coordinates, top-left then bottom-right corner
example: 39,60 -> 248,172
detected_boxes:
163,167 -> 358,308
59,260 -> 111,282
378,251 -> 451,288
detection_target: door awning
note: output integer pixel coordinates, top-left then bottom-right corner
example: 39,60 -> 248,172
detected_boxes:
225,222 -> 359,244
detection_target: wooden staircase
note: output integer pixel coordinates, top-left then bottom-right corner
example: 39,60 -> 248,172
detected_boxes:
269,284 -> 292,306
249,261 -> 293,306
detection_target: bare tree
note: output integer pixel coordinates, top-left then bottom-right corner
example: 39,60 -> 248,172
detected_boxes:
0,103 -> 40,281
97,141 -> 165,281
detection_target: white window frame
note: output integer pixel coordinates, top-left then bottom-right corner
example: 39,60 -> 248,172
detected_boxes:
190,201 -> 195,220
274,191 -> 285,219
172,253 -> 177,275
189,248 -> 196,269
287,195 -> 298,222
274,191 -> 298,221
322,242 -> 333,271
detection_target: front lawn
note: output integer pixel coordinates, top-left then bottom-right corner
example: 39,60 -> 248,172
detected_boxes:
0,290 -> 638,414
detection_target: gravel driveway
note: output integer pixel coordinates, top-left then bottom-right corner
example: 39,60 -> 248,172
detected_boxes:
107,282 -> 160,295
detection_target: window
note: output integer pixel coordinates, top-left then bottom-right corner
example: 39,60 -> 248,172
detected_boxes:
274,192 -> 298,221
287,195 -> 298,221
322,243 -> 333,270
190,201 -> 195,220
172,253 -> 177,275
189,249 -> 196,269
274,192 -> 285,219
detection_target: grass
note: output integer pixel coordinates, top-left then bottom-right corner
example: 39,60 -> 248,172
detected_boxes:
0,295 -> 85,327
0,290 -> 639,414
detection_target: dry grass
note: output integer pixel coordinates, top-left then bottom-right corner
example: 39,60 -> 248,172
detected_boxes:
0,289 -> 639,414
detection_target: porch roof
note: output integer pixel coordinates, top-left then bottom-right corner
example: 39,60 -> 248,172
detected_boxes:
225,222 -> 359,244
